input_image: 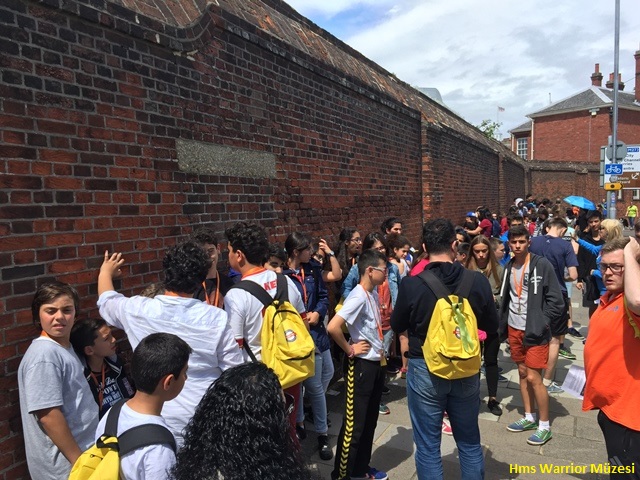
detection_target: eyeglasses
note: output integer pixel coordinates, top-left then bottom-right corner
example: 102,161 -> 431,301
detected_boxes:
371,266 -> 387,274
350,237 -> 362,243
284,393 -> 295,416
598,263 -> 624,274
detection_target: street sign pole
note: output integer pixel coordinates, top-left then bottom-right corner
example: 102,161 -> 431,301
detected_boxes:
609,0 -> 620,220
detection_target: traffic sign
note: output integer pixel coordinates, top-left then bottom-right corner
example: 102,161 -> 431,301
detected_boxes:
605,163 -> 623,175
604,183 -> 622,191
603,144 -> 640,188
606,142 -> 627,161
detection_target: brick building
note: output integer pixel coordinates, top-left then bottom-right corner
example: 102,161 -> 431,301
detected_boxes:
508,54 -> 640,210
0,0 -> 528,476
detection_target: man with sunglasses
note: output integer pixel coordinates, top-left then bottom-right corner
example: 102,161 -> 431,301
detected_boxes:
583,237 -> 640,476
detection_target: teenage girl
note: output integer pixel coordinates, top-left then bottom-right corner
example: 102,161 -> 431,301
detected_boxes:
466,235 -> 505,416
386,234 -> 412,378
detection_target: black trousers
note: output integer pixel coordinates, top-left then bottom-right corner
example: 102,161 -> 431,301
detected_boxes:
332,357 -> 385,480
483,332 -> 500,398
598,410 -> 640,479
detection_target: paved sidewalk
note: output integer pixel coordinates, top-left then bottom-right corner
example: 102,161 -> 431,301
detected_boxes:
303,302 -> 610,479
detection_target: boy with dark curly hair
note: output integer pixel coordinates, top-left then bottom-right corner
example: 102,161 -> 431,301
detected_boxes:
97,241 -> 243,445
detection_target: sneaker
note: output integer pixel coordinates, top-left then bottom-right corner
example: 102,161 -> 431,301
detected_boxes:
507,418 -> 538,432
567,327 -> 584,339
382,385 -> 390,395
400,368 -> 407,379
498,373 -> 509,383
527,428 -> 553,446
547,382 -> 564,394
441,421 -> 453,435
295,424 -> 306,441
487,399 -> 503,416
317,435 -> 333,460
368,467 -> 389,480
386,364 -> 399,374
379,403 -> 390,415
558,347 -> 577,360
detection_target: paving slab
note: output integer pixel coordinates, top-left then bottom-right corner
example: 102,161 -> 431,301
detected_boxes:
306,302 -> 607,479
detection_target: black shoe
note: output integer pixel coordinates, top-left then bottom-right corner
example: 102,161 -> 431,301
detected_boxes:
318,435 -> 333,460
296,424 -> 306,441
382,385 -> 390,395
487,399 -> 503,416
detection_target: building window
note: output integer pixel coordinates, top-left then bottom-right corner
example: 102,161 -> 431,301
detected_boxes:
633,189 -> 640,200
517,138 -> 528,160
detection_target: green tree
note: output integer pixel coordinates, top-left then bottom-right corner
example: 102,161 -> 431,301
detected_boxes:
476,119 -> 502,140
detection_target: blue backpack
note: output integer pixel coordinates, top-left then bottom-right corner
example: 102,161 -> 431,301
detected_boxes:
491,219 -> 501,238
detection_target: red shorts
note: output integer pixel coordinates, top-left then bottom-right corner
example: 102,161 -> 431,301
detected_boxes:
508,326 -> 548,370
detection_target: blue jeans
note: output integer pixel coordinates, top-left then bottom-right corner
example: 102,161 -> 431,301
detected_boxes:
407,359 -> 484,480
297,349 -> 334,434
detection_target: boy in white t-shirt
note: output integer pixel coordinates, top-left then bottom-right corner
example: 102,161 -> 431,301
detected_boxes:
223,222 -> 307,439
95,333 -> 190,480
327,249 -> 389,480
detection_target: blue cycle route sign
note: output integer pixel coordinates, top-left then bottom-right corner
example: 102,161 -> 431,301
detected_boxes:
605,164 -> 623,175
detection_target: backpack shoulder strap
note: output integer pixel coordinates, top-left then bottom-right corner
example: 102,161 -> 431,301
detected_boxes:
230,279 -> 274,307
453,269 -> 475,299
274,274 -> 290,303
118,424 -> 177,456
418,269 -> 453,303
103,398 -> 127,437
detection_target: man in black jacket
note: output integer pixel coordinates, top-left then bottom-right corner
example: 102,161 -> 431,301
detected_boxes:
391,219 -> 498,480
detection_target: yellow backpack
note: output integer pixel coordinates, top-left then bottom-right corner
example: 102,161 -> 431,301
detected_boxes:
418,270 -> 481,379
69,400 -> 176,480
231,274 -> 315,390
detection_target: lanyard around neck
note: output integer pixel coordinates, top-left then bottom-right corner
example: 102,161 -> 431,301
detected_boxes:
512,254 -> 530,305
90,363 -> 106,410
203,273 -> 221,307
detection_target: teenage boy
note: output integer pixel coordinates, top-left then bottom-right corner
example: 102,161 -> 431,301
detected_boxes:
70,318 -> 135,418
222,222 -> 306,434
499,225 -> 565,446
95,332 -> 191,479
391,219 -> 499,480
191,228 -> 234,308
18,282 -> 99,480
98,241 -> 243,445
328,249 -> 389,480
583,238 -> 640,473
529,217 -> 579,394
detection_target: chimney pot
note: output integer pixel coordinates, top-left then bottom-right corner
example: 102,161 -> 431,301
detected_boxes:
591,63 -> 603,87
606,73 -> 614,89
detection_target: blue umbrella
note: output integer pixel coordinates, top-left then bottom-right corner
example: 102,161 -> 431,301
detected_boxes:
564,195 -> 596,211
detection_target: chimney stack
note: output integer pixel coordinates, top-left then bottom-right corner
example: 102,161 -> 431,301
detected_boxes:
591,63 -> 603,87
635,47 -> 640,102
605,73 -> 625,91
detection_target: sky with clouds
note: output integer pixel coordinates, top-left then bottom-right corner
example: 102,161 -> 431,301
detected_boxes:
285,0 -> 640,138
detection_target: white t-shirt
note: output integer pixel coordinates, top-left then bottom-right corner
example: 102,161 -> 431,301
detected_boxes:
224,269 -> 306,362
95,403 -> 175,480
97,292 -> 243,444
18,337 -> 99,480
508,263 -> 528,330
338,285 -> 384,361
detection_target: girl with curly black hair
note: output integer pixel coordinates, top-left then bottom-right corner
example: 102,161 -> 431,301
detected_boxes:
170,362 -> 319,480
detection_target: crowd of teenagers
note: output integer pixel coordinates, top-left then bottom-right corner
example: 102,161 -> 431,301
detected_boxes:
18,196 -> 640,480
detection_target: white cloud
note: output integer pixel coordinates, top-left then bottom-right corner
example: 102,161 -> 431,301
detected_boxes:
285,0 -> 640,134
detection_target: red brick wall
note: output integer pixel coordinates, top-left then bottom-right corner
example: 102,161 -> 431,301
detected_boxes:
0,1 -> 526,477
533,111 -> 610,162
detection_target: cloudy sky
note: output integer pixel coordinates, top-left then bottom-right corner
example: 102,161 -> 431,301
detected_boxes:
285,0 -> 640,137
